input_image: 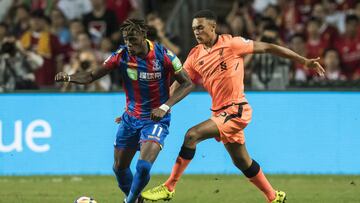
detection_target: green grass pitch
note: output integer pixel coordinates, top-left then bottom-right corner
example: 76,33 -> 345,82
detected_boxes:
0,175 -> 359,203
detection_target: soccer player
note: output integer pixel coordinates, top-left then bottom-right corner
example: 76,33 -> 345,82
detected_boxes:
55,19 -> 193,203
141,10 -> 325,203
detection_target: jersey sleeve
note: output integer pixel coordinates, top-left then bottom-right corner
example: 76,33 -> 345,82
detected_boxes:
103,48 -> 124,69
230,37 -> 254,56
164,48 -> 183,74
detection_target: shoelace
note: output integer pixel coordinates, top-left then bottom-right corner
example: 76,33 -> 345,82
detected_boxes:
150,186 -> 167,194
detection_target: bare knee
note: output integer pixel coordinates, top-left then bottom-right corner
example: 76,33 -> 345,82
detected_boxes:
113,160 -> 125,172
184,128 -> 201,147
113,157 -> 131,171
113,148 -> 136,171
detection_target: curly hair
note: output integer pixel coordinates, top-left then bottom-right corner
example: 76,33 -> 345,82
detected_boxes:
119,18 -> 148,35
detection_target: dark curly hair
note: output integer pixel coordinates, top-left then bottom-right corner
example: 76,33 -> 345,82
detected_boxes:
120,18 -> 148,35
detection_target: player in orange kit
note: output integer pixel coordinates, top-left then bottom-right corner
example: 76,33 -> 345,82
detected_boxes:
142,10 -> 325,203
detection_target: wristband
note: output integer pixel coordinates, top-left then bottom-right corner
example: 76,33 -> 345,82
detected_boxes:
159,104 -> 170,112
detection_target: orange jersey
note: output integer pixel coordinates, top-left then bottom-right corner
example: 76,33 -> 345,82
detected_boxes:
184,34 -> 254,110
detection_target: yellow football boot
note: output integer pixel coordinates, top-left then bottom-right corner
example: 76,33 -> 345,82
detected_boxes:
141,184 -> 175,201
271,190 -> 286,203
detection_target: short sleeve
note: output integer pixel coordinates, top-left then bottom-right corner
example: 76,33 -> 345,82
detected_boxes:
103,49 -> 123,69
164,48 -> 183,73
230,37 -> 254,56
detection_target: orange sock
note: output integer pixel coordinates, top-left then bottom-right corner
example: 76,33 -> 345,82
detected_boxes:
164,156 -> 191,191
249,169 -> 276,202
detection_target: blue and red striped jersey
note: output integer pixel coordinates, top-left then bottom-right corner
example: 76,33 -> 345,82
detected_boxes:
103,40 -> 182,118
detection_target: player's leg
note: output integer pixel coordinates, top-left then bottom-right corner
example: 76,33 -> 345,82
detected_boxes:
142,119 -> 220,201
126,142 -> 161,203
225,142 -> 280,202
222,103 -> 286,202
164,119 -> 220,190
113,148 -> 137,196
113,113 -> 141,199
126,116 -> 170,203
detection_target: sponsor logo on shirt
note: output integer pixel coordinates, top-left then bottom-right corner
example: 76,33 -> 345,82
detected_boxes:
127,68 -> 138,80
139,72 -> 162,81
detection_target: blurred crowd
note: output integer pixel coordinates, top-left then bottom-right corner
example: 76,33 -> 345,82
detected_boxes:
223,0 -> 360,90
0,0 -> 359,92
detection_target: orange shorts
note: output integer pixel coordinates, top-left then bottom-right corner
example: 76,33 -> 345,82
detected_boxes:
211,103 -> 252,144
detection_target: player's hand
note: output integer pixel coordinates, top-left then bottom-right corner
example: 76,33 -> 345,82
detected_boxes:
115,117 -> 122,124
150,108 -> 167,122
304,57 -> 325,77
55,72 -> 70,82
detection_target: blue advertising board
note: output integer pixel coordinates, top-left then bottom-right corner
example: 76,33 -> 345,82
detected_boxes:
0,92 -> 359,175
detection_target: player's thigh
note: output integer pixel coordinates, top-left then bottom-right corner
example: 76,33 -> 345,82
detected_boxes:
186,119 -> 221,142
224,142 -> 252,170
139,141 -> 161,163
140,117 -> 170,149
211,103 -> 252,144
114,148 -> 137,169
139,117 -> 170,162
114,114 -> 140,149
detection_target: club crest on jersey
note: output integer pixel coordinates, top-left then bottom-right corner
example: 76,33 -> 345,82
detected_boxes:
152,59 -> 161,71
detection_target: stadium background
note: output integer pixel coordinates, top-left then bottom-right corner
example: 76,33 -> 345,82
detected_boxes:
1,0 -> 360,202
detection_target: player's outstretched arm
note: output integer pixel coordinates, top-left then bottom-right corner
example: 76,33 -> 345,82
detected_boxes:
253,41 -> 325,76
55,66 -> 112,84
150,69 -> 194,121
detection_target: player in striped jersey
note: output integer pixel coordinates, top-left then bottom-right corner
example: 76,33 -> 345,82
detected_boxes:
55,19 -> 193,203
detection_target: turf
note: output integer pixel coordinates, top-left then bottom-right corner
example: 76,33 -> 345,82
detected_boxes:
0,175 -> 359,203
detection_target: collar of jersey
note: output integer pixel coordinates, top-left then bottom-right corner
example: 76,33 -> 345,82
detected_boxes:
146,39 -> 154,51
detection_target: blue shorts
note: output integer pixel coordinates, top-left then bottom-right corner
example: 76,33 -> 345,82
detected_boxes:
114,112 -> 171,150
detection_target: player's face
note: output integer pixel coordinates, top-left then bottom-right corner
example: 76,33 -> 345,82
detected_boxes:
123,31 -> 146,56
192,18 -> 216,44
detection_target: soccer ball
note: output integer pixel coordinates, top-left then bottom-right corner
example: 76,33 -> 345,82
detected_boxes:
74,196 -> 97,203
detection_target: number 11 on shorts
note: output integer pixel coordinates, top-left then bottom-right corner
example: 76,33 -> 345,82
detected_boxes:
152,124 -> 163,137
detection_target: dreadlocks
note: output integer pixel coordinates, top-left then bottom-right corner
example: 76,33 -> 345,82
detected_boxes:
120,19 -> 148,35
